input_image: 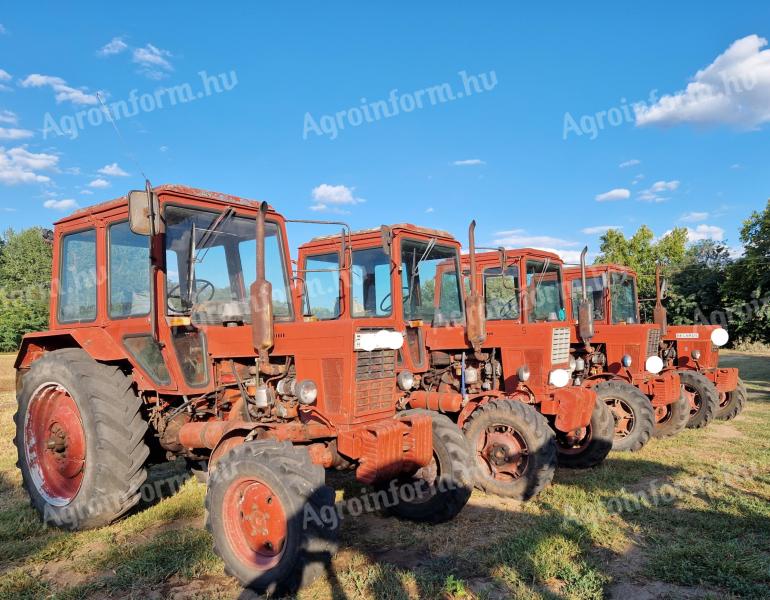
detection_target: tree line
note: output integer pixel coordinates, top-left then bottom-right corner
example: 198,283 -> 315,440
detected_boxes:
0,199 -> 768,352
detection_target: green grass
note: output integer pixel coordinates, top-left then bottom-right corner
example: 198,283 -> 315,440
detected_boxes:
0,351 -> 768,599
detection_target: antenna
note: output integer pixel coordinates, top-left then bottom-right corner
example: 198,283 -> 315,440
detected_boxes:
96,92 -> 150,185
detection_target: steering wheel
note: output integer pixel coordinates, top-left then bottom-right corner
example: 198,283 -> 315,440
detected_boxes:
499,297 -> 519,319
167,279 -> 216,312
379,292 -> 392,313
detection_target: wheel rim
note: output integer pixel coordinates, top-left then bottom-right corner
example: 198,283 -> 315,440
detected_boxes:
683,386 -> 700,416
557,425 -> 591,454
654,405 -> 671,425
223,478 -> 287,571
476,424 -> 529,481
606,399 -> 635,438
718,391 -> 730,409
24,382 -> 86,506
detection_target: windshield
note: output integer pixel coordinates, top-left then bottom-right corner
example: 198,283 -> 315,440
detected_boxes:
484,266 -> 520,320
610,272 -> 638,324
164,205 -> 292,320
401,239 -> 463,323
570,275 -> 605,321
525,259 -> 565,322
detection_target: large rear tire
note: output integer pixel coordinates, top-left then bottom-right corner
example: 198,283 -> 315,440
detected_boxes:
556,399 -> 614,469
715,378 -> 747,421
14,349 -> 150,530
380,410 -> 473,524
679,370 -> 719,429
205,440 -> 338,596
595,380 -> 655,452
462,399 -> 556,500
653,391 -> 690,439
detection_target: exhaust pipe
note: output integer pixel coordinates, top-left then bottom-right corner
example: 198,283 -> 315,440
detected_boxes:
654,264 -> 668,335
465,220 -> 487,352
250,201 -> 274,366
577,246 -> 594,342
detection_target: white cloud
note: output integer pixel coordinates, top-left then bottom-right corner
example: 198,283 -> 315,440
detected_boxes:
619,159 -> 640,168
310,184 -> 364,212
0,24 -> 6,35
0,69 -> 11,92
637,180 -> 680,202
44,198 -> 78,211
99,37 -> 128,56
581,225 -> 623,235
595,188 -> 631,202
0,109 -> 17,124
0,145 -> 59,184
20,74 -> 99,106
686,224 -> 725,242
88,178 -> 110,188
730,163 -> 743,169
452,159 -> 486,166
97,162 -> 129,176
631,173 -> 645,185
79,189 -> 93,195
680,211 -> 709,223
425,207 -> 435,213
0,127 -> 33,140
132,44 -> 173,79
493,229 -> 579,249
635,34 -> 770,129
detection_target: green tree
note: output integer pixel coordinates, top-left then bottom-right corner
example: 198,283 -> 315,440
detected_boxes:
595,225 -> 688,319
0,228 -> 53,351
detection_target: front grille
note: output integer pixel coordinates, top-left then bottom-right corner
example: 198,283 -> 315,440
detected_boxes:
321,358 -> 343,413
355,349 -> 397,417
647,328 -> 662,357
551,327 -> 571,365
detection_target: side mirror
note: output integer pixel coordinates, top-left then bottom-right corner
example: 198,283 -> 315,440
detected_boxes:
128,190 -> 164,235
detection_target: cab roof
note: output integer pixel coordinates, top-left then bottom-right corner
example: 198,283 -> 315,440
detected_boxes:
464,248 -> 564,264
54,184 -> 275,226
563,263 -> 638,279
301,223 -> 456,249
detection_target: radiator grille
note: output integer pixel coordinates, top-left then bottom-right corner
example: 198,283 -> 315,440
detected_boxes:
647,328 -> 662,357
551,327 -> 571,365
355,349 -> 397,416
321,358 -> 343,413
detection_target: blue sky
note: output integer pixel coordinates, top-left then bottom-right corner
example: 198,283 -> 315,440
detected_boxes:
1,2 -> 768,262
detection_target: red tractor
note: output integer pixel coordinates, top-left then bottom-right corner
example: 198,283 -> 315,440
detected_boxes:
13,185 -> 474,595
563,258 -> 687,444
446,248 -> 614,470
296,224 -> 558,500
564,263 -> 742,427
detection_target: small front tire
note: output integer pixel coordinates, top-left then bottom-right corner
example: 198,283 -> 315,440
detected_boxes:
715,378 -> 747,421
556,399 -> 614,469
679,370 -> 719,429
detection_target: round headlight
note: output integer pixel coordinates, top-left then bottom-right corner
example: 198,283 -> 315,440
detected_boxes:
517,365 -> 531,382
711,328 -> 729,347
296,380 -> 318,405
691,349 -> 702,360
397,370 -> 415,391
549,369 -> 570,388
645,356 -> 664,374
621,354 -> 633,368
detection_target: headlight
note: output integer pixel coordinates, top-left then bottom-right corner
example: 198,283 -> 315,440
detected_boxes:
517,365 -> 531,382
549,369 -> 570,388
711,328 -> 729,347
296,380 -> 318,405
621,354 -> 633,368
645,356 -> 664,374
397,370 -> 415,391
691,349 -> 701,360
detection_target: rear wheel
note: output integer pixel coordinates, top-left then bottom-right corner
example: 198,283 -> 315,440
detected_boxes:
715,378 -> 747,421
679,370 -> 719,429
462,399 -> 556,500
381,410 -> 473,523
14,349 -> 149,530
556,399 -> 614,468
595,381 -> 655,452
205,440 -> 338,595
653,391 -> 690,439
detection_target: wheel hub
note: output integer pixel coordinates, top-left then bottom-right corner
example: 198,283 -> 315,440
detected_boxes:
225,478 -> 287,570
607,399 -> 635,438
683,387 -> 700,415
24,383 -> 86,506
478,426 -> 528,481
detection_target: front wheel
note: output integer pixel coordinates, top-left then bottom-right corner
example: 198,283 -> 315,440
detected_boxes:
653,391 -> 690,439
715,378 -> 747,421
556,399 -> 614,469
205,440 -> 338,596
595,380 -> 655,452
679,370 -> 719,429
380,410 -> 473,524
462,399 -> 556,500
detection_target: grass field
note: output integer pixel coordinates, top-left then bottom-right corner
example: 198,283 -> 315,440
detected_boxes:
0,351 -> 768,599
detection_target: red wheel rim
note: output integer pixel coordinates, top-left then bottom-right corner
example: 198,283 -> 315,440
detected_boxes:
683,386 -> 700,415
718,392 -> 729,409
476,425 -> 529,481
606,399 -> 635,438
558,425 -> 592,454
223,478 -> 287,570
24,383 -> 86,506
654,405 -> 670,424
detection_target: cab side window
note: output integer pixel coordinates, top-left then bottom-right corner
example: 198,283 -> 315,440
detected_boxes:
58,230 -> 97,323
302,253 -> 341,319
109,221 -> 150,318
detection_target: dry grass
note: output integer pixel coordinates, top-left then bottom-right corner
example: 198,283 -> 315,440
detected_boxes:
0,351 -> 768,599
